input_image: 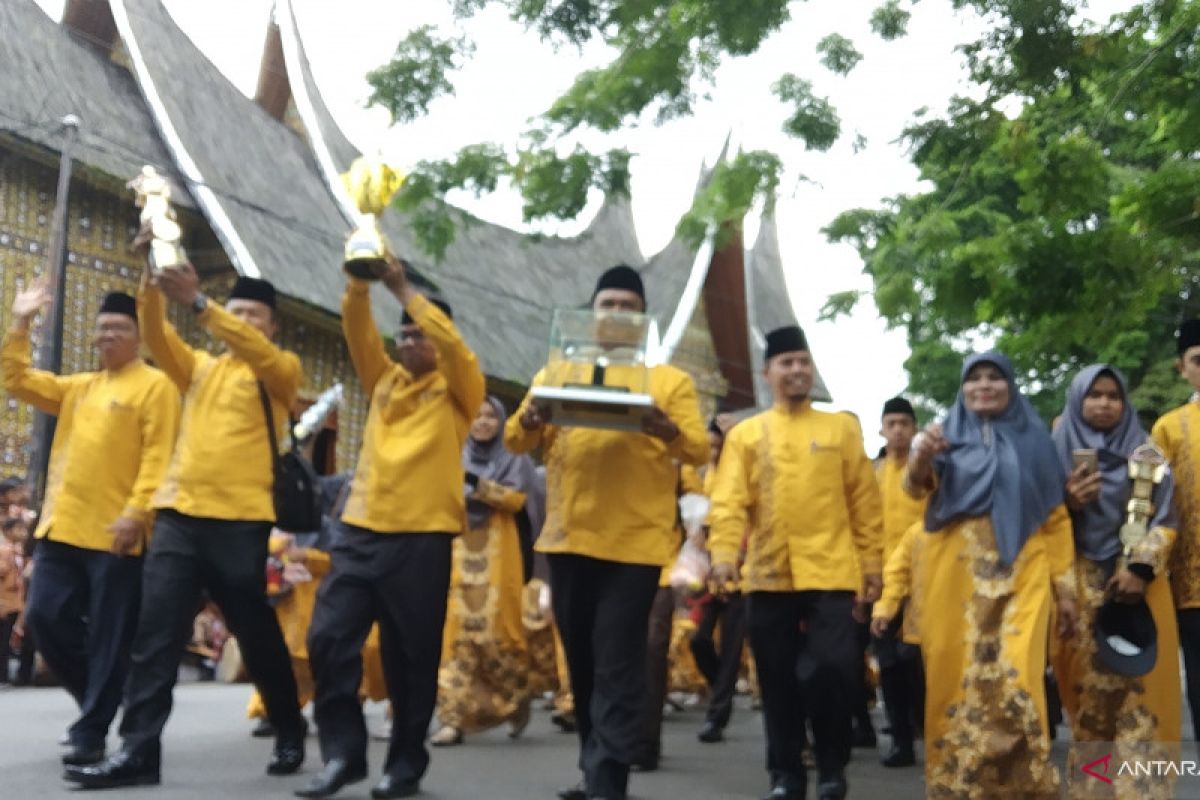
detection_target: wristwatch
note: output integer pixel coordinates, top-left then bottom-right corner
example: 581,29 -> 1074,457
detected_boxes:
190,293 -> 208,314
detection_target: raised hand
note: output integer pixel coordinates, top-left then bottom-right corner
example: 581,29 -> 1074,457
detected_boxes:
11,278 -> 51,330
156,262 -> 200,306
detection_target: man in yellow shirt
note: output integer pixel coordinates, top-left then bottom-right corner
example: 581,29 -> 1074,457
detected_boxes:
68,263 -> 307,790
1150,318 -> 1200,744
296,257 -> 485,800
871,396 -> 925,769
709,325 -> 883,800
2,284 -> 178,768
505,265 -> 708,800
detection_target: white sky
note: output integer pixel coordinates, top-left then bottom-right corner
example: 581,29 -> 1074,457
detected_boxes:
32,0 -> 1135,449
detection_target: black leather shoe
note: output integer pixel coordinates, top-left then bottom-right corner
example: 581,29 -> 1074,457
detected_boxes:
294,758 -> 367,798
697,721 -> 724,743
61,745 -> 105,767
63,750 -> 160,790
761,786 -> 804,800
557,782 -> 587,800
371,773 -> 420,798
268,720 -> 307,776
816,773 -> 848,800
251,718 -> 277,738
881,744 -> 916,768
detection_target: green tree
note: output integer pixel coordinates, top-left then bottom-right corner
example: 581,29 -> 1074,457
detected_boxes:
365,0 -> 905,259
825,0 -> 1200,418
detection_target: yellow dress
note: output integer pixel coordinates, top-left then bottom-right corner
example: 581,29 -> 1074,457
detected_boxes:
917,506 -> 1074,799
246,549 -> 386,718
436,479 -> 531,733
522,578 -> 558,698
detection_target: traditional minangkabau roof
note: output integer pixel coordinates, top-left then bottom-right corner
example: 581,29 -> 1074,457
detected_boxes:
0,0 -> 188,204
746,202 -> 833,403
277,0 -> 695,386
5,0 -> 815,405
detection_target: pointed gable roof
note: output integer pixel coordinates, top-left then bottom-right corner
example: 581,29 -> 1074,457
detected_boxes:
746,202 -> 832,403
0,0 -> 185,203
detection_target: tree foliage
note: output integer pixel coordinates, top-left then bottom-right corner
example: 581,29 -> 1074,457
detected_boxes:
826,0 -> 1200,418
367,0 -> 909,259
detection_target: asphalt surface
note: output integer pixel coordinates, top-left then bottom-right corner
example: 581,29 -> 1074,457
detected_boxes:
0,683 -> 929,799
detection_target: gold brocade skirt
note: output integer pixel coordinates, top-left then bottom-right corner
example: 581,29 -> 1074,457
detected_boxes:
1052,557 -> 1181,799
436,512 -> 531,733
921,517 -> 1060,799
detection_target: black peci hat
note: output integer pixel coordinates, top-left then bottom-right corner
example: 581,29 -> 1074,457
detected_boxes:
1094,598 -> 1157,677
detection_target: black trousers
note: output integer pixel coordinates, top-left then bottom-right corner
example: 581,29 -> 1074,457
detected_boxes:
871,609 -> 923,749
308,524 -> 452,784
633,585 -> 675,763
748,590 -> 857,791
24,539 -> 142,750
548,554 -> 660,800
690,592 -> 747,727
1180,608 -> 1200,742
118,511 -> 302,756
0,611 -> 16,682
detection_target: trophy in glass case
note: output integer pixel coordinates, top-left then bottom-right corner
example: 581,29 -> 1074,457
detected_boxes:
530,308 -> 656,431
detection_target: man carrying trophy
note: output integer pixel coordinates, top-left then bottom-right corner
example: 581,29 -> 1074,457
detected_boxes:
296,249 -> 485,800
504,265 -> 708,800
68,172 -> 308,789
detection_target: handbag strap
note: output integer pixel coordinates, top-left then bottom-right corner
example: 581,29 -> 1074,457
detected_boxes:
257,381 -> 283,473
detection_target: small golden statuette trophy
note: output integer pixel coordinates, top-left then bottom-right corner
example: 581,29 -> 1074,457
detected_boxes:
341,157 -> 404,280
1119,442 -> 1168,555
127,165 -> 186,273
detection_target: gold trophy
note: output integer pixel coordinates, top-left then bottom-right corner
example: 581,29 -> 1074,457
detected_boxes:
341,157 -> 404,280
1119,442 -> 1168,555
127,165 -> 186,272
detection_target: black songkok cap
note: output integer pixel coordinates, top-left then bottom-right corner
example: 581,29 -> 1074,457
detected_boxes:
764,325 -> 808,361
592,264 -> 645,304
98,291 -> 137,322
1179,319 -> 1200,356
402,297 -> 453,326
882,396 -> 916,420
229,276 -> 277,309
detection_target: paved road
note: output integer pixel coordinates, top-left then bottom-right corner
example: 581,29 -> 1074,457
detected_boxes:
0,683 -> 929,799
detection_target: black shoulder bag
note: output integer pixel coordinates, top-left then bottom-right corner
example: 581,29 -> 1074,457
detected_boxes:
257,382 -> 322,533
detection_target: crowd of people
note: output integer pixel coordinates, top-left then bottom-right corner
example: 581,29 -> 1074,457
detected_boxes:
2,240 -> 1198,800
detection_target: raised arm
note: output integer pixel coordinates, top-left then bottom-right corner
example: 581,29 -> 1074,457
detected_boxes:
201,302 -> 301,405
1,280 -> 75,414
137,277 -> 197,394
341,278 -> 391,396
405,294 -> 485,421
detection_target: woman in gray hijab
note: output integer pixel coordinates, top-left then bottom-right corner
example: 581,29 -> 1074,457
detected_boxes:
901,352 -> 1076,799
431,397 -> 543,746
1050,364 -> 1181,798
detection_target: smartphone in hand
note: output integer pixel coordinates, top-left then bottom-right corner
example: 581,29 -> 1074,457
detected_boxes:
1072,448 -> 1099,475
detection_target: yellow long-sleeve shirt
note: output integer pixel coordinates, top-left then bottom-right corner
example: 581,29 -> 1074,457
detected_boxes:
340,283 -> 486,534
709,402 -> 884,593
139,284 -> 301,522
504,363 -> 708,567
1151,402 -> 1200,609
872,522 -> 927,645
2,328 -> 179,554
875,455 -> 926,567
